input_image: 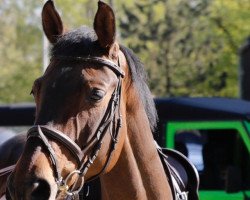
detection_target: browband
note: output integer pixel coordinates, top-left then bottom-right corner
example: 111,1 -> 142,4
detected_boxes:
54,56 -> 125,78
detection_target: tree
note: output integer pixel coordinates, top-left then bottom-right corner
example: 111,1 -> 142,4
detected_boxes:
0,0 -> 98,103
118,0 -> 250,97
1,0 -> 250,102
0,0 -> 42,103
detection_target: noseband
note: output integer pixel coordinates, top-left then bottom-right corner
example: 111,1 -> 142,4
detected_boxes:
27,56 -> 124,198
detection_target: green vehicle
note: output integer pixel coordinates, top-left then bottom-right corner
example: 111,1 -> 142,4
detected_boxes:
155,97 -> 250,200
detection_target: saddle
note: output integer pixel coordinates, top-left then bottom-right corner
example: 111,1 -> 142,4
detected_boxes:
157,145 -> 200,200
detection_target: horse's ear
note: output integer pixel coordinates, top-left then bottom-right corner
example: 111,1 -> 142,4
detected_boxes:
94,1 -> 116,49
42,0 -> 63,44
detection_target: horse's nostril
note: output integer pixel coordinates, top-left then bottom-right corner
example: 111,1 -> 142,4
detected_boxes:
30,179 -> 51,200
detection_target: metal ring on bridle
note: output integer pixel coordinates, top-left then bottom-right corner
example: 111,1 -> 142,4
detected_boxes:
58,170 -> 85,196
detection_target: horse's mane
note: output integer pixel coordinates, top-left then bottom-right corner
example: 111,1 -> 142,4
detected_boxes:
50,26 -> 158,132
119,45 -> 158,132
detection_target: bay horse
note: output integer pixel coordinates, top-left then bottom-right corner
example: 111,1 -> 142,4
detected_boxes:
4,1 -> 198,199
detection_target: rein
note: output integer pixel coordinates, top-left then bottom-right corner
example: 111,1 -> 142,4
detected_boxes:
0,165 -> 16,177
26,56 -> 124,199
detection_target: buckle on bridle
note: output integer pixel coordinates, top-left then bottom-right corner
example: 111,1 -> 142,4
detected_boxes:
57,170 -> 85,196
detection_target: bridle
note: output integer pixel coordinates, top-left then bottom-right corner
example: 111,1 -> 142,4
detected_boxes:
26,56 -> 125,199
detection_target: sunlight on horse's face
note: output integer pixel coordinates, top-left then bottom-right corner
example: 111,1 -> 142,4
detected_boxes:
33,61 -> 118,146
31,61 -> 118,192
7,1 -> 127,199
8,61 -> 121,200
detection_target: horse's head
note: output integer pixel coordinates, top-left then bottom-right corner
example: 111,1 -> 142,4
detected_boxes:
8,1 -> 129,199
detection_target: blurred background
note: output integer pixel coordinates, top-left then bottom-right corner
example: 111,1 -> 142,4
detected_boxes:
1,0 -> 250,103
1,1 -> 250,199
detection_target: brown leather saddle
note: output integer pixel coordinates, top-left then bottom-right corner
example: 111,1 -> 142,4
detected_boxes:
157,145 -> 200,200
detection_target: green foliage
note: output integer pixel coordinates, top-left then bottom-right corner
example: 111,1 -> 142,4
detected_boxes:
118,0 -> 250,97
0,0 -> 98,103
0,0 -> 42,103
0,0 -> 250,103
55,0 -> 97,27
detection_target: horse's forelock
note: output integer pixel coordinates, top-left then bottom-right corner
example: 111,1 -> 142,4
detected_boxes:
51,26 -> 105,58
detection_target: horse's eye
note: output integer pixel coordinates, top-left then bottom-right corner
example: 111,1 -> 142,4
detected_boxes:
90,88 -> 105,101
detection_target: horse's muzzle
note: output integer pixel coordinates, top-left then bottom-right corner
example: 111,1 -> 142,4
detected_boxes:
6,173 -> 52,200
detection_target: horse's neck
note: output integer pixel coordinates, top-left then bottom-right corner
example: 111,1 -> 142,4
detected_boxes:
101,100 -> 173,200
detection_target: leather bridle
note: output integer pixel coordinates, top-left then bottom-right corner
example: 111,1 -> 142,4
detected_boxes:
26,56 -> 125,199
